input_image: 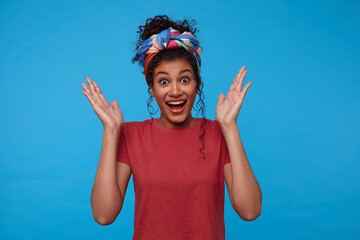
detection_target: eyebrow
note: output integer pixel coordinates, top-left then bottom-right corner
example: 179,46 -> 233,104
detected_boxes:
155,69 -> 193,77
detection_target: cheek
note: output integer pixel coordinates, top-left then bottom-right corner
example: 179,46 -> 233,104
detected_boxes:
153,90 -> 166,104
188,89 -> 197,104
152,86 -> 162,98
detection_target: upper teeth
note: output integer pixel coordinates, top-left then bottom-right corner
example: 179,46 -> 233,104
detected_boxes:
167,101 -> 185,105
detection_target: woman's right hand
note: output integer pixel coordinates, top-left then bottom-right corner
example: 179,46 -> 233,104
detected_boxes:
81,77 -> 124,132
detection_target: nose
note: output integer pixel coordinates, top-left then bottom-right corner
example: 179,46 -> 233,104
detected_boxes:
169,82 -> 182,97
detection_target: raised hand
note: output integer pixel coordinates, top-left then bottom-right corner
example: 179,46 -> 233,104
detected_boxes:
216,66 -> 252,127
81,77 -> 124,131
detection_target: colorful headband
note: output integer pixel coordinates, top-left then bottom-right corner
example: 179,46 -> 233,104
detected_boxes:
137,27 -> 202,84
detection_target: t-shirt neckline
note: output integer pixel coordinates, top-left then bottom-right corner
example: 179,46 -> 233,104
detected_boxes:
153,117 -> 203,132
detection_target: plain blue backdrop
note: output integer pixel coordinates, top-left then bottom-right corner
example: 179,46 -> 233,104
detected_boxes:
1,0 -> 359,239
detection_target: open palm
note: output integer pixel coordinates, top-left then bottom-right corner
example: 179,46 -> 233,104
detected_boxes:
81,77 -> 124,130
216,66 -> 252,126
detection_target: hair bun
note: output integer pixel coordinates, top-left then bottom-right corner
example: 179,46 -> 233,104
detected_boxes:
132,15 -> 198,65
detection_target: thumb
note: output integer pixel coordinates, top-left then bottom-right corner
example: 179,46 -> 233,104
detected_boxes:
217,93 -> 225,105
112,100 -> 120,111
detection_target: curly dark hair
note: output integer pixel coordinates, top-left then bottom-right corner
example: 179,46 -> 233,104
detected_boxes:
131,15 -> 207,159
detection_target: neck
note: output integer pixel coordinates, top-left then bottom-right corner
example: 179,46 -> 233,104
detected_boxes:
157,115 -> 197,129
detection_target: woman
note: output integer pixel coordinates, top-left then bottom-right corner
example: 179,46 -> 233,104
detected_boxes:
81,15 -> 262,239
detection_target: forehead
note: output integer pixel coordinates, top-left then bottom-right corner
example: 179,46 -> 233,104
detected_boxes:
154,59 -> 194,75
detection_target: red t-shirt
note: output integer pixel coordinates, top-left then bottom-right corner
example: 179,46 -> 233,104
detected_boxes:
117,118 -> 230,240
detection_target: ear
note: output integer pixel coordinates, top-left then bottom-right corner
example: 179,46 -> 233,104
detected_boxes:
196,76 -> 202,93
149,87 -> 154,96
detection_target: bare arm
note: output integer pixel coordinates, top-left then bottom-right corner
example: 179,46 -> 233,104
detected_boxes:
216,66 -> 262,221
222,124 -> 262,221
81,77 -> 130,225
90,127 -> 123,225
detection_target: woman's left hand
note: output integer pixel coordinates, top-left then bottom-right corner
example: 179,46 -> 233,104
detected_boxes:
216,66 -> 252,127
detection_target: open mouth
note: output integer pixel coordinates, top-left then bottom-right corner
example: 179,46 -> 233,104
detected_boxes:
166,100 -> 186,109
166,100 -> 187,113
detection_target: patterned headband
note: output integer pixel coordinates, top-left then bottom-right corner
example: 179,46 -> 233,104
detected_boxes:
137,27 -> 202,84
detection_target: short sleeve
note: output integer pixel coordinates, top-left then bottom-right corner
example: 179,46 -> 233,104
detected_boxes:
116,124 -> 130,166
221,133 -> 231,165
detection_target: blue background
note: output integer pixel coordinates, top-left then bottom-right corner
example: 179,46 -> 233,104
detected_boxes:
1,0 -> 359,239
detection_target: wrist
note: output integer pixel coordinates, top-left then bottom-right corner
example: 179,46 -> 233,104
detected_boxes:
218,120 -> 237,130
219,122 -> 239,135
103,126 -> 121,137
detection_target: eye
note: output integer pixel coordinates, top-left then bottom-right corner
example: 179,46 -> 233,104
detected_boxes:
159,79 -> 169,85
181,77 -> 190,83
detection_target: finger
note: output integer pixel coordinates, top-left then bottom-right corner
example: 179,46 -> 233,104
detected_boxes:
82,90 -> 108,118
240,82 -> 252,100
91,82 -> 101,101
86,77 -> 95,95
236,69 -> 247,93
217,93 -> 225,105
92,80 -> 102,95
87,77 -> 100,100
235,67 -> 246,91
82,90 -> 97,108
112,100 -> 121,111
81,82 -> 91,95
230,67 -> 245,92
85,77 -> 99,102
92,81 -> 111,108
83,80 -> 106,112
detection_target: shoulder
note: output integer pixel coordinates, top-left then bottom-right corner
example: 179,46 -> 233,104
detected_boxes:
198,118 -> 224,141
202,118 -> 222,132
121,118 -> 156,133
